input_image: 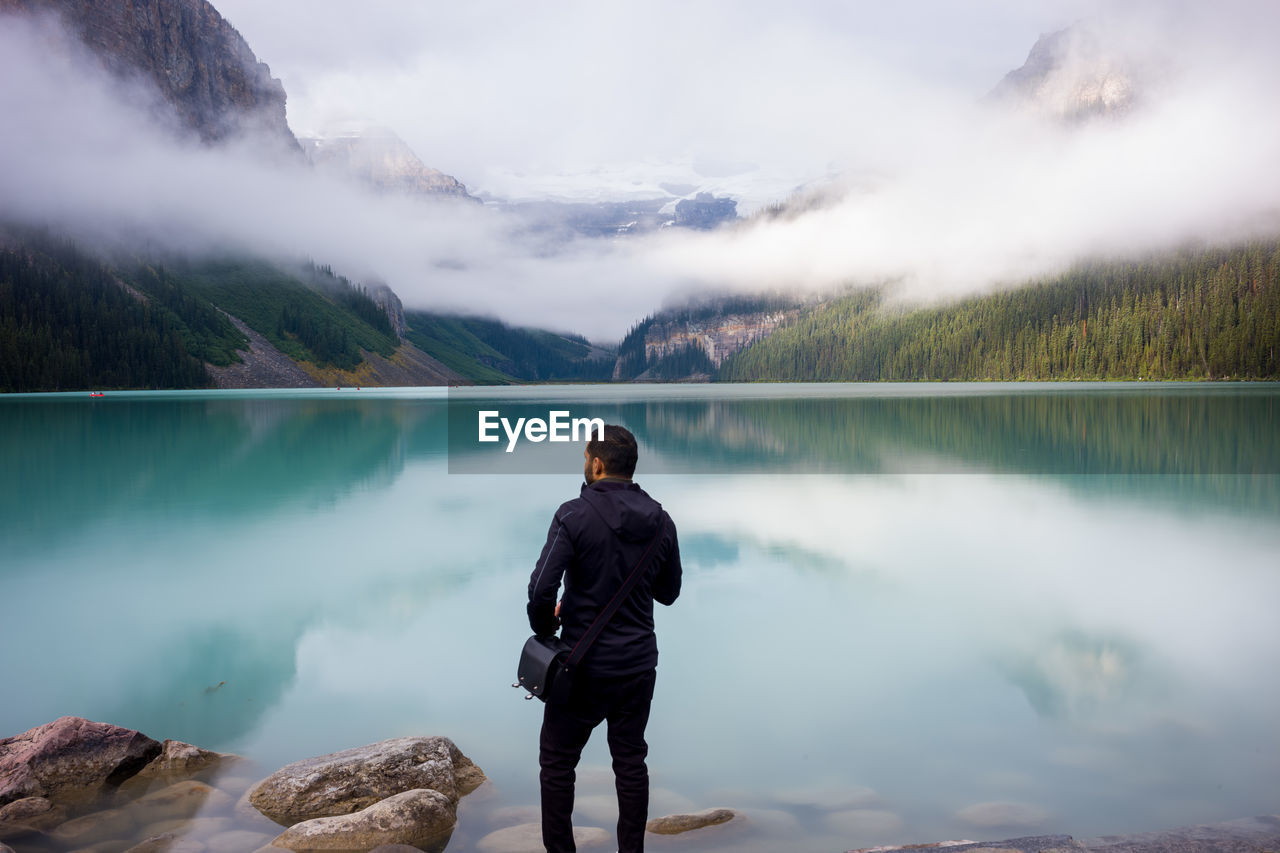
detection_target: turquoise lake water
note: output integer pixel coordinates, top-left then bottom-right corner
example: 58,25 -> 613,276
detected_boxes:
2,383 -> 1278,851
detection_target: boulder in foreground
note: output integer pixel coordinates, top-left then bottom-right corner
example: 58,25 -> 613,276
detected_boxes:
0,717 -> 162,808
269,789 -> 455,852
247,737 -> 484,826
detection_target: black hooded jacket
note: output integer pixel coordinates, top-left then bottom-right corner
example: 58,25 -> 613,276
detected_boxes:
528,478 -> 682,677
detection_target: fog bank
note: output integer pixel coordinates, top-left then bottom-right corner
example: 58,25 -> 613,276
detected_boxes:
3,2 -> 1279,339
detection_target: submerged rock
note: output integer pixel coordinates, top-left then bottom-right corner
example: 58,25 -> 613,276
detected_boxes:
247,737 -> 484,826
208,775 -> 256,799
486,804 -> 540,828
117,741 -> 238,800
646,808 -> 736,835
824,808 -> 905,841
135,816 -> 233,840
50,807 -> 137,845
476,822 -> 610,853
0,795 -> 67,831
269,789 -> 455,852
126,781 -> 233,825
71,842 -> 137,853
955,801 -> 1050,830
122,832 -> 206,853
0,717 -> 162,808
774,783 -> 880,812
203,830 -> 274,853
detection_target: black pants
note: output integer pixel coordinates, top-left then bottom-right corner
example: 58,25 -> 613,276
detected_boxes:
540,668 -> 657,853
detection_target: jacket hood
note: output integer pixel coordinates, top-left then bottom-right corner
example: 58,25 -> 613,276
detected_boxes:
579,480 -> 663,543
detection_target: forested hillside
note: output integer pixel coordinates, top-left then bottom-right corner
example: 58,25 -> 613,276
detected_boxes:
164,258 -> 398,370
0,239 -> 213,391
403,312 -> 614,383
0,233 -> 409,391
720,242 -> 1280,381
614,294 -> 799,381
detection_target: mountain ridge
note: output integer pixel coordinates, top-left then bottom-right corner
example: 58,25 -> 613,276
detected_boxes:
986,24 -> 1141,120
0,0 -> 299,151
302,128 -> 478,202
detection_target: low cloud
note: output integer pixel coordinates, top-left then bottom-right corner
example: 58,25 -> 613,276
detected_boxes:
2,2 -> 1279,341
0,14 -> 645,337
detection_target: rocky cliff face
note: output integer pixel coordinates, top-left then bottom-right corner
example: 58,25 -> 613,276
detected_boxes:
988,26 -> 1140,121
367,281 -> 407,339
673,192 -> 738,230
302,128 -> 477,201
642,310 -> 795,368
0,0 -> 298,151
613,309 -> 797,381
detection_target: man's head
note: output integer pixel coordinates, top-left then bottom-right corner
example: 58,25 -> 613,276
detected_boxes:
584,424 -> 638,484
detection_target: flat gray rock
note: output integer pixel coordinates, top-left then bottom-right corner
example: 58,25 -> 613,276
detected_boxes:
1079,815 -> 1280,852
848,836 -> 1076,852
646,808 -> 736,835
850,815 -> 1280,853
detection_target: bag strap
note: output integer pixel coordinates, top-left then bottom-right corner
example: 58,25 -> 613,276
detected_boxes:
565,513 -> 667,668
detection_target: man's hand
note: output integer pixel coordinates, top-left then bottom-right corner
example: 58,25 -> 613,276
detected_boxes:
555,599 -> 562,619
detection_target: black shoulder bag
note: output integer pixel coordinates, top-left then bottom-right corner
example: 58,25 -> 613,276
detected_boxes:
514,519 -> 665,703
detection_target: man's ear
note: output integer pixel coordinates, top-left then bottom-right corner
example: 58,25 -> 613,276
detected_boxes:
591,456 -> 607,478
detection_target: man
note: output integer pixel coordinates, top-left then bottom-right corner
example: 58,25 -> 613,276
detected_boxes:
528,424 -> 682,853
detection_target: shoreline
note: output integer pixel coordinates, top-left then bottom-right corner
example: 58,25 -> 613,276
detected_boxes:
852,814 -> 1280,853
3,717 -> 1278,853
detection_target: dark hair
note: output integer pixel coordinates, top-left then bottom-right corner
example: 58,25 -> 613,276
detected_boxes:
587,424 -> 638,478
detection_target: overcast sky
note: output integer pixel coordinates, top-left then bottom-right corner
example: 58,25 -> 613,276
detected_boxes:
212,0 -> 1094,197
3,1 -> 1279,340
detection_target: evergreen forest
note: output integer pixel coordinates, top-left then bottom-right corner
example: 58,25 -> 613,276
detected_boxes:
403,312 -> 614,383
720,242 -> 1280,382
0,234 -> 405,391
0,240 -> 213,391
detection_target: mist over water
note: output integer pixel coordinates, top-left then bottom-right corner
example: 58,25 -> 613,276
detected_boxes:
2,385 -> 1278,851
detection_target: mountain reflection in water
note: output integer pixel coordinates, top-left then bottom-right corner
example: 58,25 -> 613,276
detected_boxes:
1,384 -> 1276,852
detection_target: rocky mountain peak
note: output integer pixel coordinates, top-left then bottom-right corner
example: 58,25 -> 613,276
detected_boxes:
301,127 -> 477,202
988,25 -> 1140,121
0,0 -> 299,152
